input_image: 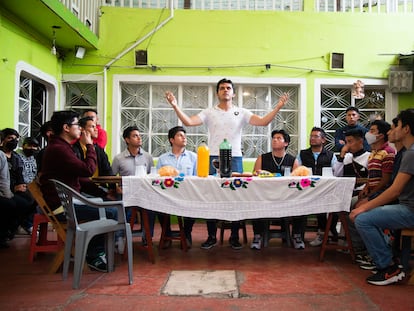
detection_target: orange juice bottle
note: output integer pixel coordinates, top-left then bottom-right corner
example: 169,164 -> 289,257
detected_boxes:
197,141 -> 210,177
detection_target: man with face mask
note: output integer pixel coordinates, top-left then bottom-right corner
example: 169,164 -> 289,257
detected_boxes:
0,128 -> 34,236
358,120 -> 394,202
0,128 -> 25,194
18,137 -> 40,184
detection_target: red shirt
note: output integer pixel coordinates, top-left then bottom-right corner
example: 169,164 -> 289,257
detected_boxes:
94,124 -> 107,149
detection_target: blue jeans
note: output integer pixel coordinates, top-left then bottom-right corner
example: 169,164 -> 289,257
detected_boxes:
208,156 -> 243,176
206,156 -> 243,239
74,203 -> 119,258
355,204 -> 414,269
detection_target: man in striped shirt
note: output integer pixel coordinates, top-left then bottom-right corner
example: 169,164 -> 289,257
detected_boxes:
358,120 -> 395,202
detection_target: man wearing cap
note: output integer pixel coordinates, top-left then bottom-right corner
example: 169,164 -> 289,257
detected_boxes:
335,107 -> 370,152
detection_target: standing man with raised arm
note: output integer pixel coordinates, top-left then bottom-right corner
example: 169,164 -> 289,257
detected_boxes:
165,78 -> 289,250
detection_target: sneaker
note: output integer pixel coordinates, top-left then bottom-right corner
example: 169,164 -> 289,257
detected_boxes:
250,234 -> 261,250
229,237 -> 242,250
201,236 -> 217,250
293,234 -> 305,249
16,226 -> 31,235
87,252 -> 108,272
309,234 -> 323,247
360,261 -> 377,270
356,254 -> 372,265
366,264 -> 405,286
115,237 -> 125,255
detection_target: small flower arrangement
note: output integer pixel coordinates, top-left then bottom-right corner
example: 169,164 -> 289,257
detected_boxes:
221,177 -> 251,190
152,173 -> 184,189
288,177 -> 319,190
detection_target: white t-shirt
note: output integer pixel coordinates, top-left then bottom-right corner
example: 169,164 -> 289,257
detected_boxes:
198,105 -> 253,156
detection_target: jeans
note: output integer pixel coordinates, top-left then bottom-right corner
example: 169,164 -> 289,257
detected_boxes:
355,203 -> 414,269
206,156 -> 242,239
74,203 -> 119,258
209,156 -> 243,176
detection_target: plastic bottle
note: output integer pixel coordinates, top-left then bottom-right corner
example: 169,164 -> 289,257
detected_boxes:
197,141 -> 210,177
219,138 -> 232,178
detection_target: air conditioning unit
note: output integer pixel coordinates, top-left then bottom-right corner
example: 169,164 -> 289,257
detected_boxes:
388,70 -> 413,93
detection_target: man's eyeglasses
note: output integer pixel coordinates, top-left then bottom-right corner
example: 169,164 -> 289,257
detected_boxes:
68,123 -> 80,127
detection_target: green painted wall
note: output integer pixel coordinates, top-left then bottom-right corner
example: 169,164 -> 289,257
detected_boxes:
0,9 -> 62,129
2,5 -> 414,143
63,7 -> 414,137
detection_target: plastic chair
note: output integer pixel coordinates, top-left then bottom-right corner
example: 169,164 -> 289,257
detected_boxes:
50,179 -> 133,289
28,213 -> 64,263
262,218 -> 291,247
28,181 -> 67,273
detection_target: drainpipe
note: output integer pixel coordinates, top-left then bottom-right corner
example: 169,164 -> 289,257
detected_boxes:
102,0 -> 175,139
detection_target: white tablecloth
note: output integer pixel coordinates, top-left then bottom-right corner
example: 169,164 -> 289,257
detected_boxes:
122,175 -> 355,221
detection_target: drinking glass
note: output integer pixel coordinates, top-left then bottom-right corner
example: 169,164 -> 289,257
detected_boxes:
211,159 -> 220,177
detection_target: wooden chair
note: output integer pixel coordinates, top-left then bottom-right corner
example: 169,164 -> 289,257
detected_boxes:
28,181 -> 66,273
217,221 -> 248,245
319,212 -> 355,262
159,214 -> 188,252
401,228 -> 414,285
126,207 -> 155,263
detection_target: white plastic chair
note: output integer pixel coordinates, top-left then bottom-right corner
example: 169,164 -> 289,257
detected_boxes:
50,179 -> 133,289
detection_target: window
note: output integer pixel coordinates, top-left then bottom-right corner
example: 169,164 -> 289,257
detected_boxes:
116,78 -> 301,160
320,86 -> 387,152
64,82 -> 98,114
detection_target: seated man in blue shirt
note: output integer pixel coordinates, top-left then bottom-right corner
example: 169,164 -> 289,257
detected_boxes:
156,126 -> 197,248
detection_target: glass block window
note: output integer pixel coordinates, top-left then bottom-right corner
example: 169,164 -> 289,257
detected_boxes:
320,86 -> 386,152
64,82 -> 98,114
119,81 -> 299,159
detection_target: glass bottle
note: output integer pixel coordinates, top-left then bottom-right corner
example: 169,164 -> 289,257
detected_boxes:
219,138 -> 232,178
197,141 -> 209,177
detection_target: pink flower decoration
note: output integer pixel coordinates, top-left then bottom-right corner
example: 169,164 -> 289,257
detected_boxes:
300,178 -> 311,188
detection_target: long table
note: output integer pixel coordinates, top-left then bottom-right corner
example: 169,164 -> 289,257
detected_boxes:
122,175 -> 355,221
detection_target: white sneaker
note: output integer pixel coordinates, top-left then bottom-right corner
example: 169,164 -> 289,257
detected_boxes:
17,226 -> 31,235
309,233 -> 324,247
115,237 -> 125,255
293,234 -> 305,249
250,234 -> 261,250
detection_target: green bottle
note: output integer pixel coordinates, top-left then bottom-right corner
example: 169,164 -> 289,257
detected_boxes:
219,138 -> 232,177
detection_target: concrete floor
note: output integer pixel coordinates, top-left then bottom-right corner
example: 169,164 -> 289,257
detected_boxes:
0,223 -> 413,311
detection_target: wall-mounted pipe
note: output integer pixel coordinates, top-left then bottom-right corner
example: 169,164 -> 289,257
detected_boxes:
102,0 -> 175,129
